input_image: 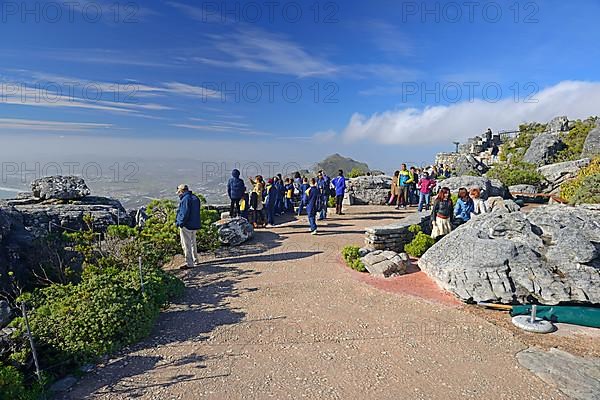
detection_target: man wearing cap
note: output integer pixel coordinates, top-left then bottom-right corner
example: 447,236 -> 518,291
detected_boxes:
176,184 -> 202,270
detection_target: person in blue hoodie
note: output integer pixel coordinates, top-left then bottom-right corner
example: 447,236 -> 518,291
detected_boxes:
274,175 -> 285,216
176,184 -> 201,270
265,178 -> 278,227
454,187 -> 475,226
227,169 -> 246,218
305,178 -> 320,234
297,177 -> 310,216
331,169 -> 346,215
317,170 -> 331,220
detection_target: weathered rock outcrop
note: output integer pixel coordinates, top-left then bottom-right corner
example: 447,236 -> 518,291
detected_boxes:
538,158 -> 591,193
364,213 -> 430,252
346,175 -> 392,205
548,116 -> 570,134
418,205 -> 600,305
523,134 -> 565,166
582,120 -> 600,158
214,217 -> 254,246
486,197 -> 521,214
454,154 -> 489,176
508,184 -> 538,195
361,250 -> 408,278
441,176 -> 508,199
30,176 -> 91,201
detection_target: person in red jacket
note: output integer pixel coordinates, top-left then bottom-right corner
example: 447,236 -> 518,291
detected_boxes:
417,172 -> 436,213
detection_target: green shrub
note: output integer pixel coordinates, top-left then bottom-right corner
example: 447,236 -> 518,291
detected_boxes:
404,232 -> 435,258
561,157 -> 600,204
328,196 -> 336,208
107,225 -> 138,239
341,246 -> 366,273
0,363 -> 43,400
348,168 -> 366,178
501,123 -> 548,163
553,118 -> 597,162
15,262 -> 184,372
487,162 -> 543,186
408,224 -> 422,234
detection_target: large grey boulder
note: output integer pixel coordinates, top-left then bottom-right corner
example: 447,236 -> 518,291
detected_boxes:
418,205 -> 600,305
523,134 -> 565,166
346,175 -> 392,205
508,184 -> 538,195
538,158 -> 591,193
454,154 -> 489,176
548,116 -> 570,134
582,120 -> 600,158
214,217 -> 254,246
31,176 -> 90,201
361,250 -> 408,278
486,197 -> 521,214
0,301 -> 12,329
441,176 -> 508,199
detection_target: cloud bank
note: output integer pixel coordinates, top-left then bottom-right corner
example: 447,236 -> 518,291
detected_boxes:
342,81 -> 600,145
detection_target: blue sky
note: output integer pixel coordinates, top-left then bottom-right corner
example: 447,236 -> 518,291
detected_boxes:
1,0 -> 600,170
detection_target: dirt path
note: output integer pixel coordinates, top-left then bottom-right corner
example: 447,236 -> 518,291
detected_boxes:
60,206 -> 568,400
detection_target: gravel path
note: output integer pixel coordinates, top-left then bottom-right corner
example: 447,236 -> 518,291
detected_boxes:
60,207 -> 568,400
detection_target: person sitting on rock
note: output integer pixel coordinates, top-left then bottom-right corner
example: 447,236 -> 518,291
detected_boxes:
305,178 -> 320,235
470,188 -> 488,218
431,187 -> 453,240
175,184 -> 201,270
227,169 -> 246,218
454,187 -> 475,226
331,170 -> 347,215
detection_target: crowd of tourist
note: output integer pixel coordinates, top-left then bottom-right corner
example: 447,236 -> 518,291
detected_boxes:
226,168 -> 348,235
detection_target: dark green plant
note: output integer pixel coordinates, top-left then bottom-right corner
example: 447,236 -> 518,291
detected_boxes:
0,363 -> 44,400
487,162 -> 543,186
404,232 -> 435,258
553,118 -> 598,162
348,168 -> 367,178
328,196 -> 336,208
341,246 -> 366,273
408,224 -> 422,234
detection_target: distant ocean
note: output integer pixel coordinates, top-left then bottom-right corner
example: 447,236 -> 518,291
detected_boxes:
0,187 -> 22,199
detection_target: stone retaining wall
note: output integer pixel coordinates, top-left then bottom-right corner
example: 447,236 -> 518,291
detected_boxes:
364,213 -> 431,252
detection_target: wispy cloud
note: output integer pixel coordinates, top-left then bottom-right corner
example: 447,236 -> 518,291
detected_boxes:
195,27 -> 339,78
162,82 -> 220,99
0,118 -> 112,132
172,122 -> 273,137
342,81 -> 600,145
364,20 -> 413,57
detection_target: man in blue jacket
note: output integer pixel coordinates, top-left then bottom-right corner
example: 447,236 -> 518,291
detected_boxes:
227,169 -> 246,218
305,178 -> 320,235
317,170 -> 331,220
176,184 -> 202,270
331,169 -> 346,215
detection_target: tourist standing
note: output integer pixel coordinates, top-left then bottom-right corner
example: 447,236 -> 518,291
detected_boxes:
491,143 -> 500,163
274,176 -> 285,216
249,176 -> 265,227
265,178 -> 277,227
390,170 -> 400,205
408,167 -> 418,205
227,169 -> 246,218
397,164 -> 410,209
470,188 -> 488,218
284,178 -> 294,213
331,169 -> 346,215
175,184 -> 201,270
298,177 -> 310,216
454,187 -> 475,226
306,178 -> 320,235
317,170 -> 331,220
417,172 -> 436,213
431,187 -> 453,240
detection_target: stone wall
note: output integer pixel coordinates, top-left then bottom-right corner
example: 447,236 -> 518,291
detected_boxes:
434,152 -> 461,169
364,213 -> 431,252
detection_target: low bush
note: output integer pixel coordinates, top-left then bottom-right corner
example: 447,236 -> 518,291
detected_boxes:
561,157 -> 600,204
404,232 -> 435,258
553,118 -> 597,163
408,224 -> 422,234
341,246 -> 366,273
0,363 -> 43,400
486,161 -> 543,186
328,196 -> 336,208
348,168 -> 367,178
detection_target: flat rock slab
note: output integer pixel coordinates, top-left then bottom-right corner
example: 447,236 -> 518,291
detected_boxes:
517,348 -> 600,400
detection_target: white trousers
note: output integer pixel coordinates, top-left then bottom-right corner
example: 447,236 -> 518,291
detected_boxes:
179,227 -> 199,267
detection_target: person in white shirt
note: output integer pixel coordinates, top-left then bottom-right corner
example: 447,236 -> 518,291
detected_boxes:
470,187 -> 488,218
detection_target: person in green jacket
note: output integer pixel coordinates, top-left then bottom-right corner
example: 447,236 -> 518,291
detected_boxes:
396,164 -> 410,209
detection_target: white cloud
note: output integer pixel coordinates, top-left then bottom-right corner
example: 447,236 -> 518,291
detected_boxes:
342,81 -> 600,145
0,118 -> 112,132
162,82 -> 220,99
